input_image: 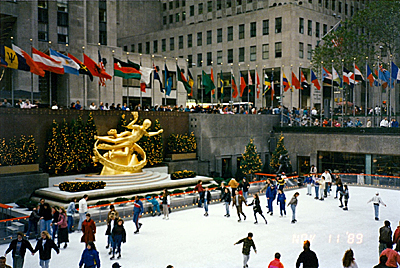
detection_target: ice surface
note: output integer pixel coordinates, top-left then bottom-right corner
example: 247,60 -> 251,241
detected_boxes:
1,186 -> 399,268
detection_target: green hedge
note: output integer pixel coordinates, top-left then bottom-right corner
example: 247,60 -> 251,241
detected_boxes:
171,170 -> 196,180
0,135 -> 38,166
59,181 -> 106,192
167,132 -> 197,153
16,198 -> 37,211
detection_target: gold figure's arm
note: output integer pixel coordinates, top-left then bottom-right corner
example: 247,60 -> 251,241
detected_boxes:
146,129 -> 163,137
108,147 -> 130,159
125,112 -> 139,129
96,135 -> 129,144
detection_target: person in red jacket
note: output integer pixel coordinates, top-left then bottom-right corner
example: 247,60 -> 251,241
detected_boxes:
194,180 -> 205,208
81,213 -> 96,245
380,248 -> 400,268
268,252 -> 284,268
394,221 -> 400,251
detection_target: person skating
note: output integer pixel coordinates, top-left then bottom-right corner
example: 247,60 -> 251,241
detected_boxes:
229,178 -> 240,199
322,170 -> 332,197
334,176 -> 343,199
66,198 -> 77,233
81,214 -> 96,246
340,185 -> 350,210
232,190 -> 247,222
373,255 -> 389,268
393,221 -> 400,251
277,174 -> 286,191
78,241 -> 100,268
0,256 -> 11,268
234,232 -> 257,268
277,189 -> 286,217
132,196 -> 143,234
54,207 -> 69,249
318,176 -> 325,201
161,189 -> 170,220
194,180 -> 205,208
4,232 -> 34,268
380,248 -> 400,267
268,252 -> 284,268
203,187 -> 211,217
288,192 -> 299,224
248,193 -> 267,224
26,205 -> 40,239
240,178 -> 250,201
313,176 -> 320,200
32,231 -> 59,268
107,205 -> 119,220
303,174 -> 313,196
342,249 -> 358,268
368,192 -> 387,221
266,184 -> 277,216
295,240 -> 319,268
379,221 -> 393,254
110,219 -> 126,260
105,212 -> 117,254
222,187 -> 231,217
146,196 -> 161,216
78,195 -> 89,232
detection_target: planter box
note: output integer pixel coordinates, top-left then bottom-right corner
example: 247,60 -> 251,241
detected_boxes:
0,164 -> 39,175
166,153 -> 196,161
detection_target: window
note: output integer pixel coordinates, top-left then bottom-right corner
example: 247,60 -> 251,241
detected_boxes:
239,47 -> 245,62
332,0 -> 335,10
308,0 -> 313,3
207,1 -> 212,12
207,30 -> 212,45
299,42 -> 304,58
153,40 -> 158,53
179,35 -> 183,49
263,20 -> 269,35
57,0 -> 68,43
217,28 -> 222,43
319,0 -> 322,4
275,17 -> 282,33
169,14 -> 173,24
176,0 -> 180,8
338,1 -> 342,13
188,55 -> 193,68
99,0 -> 107,45
351,5 -> 354,16
237,0 -> 242,5
163,3 -> 167,11
182,11 -> 186,21
227,26 -> 233,41
299,18 -> 304,34
250,46 -> 256,61
163,16 -> 167,25
162,39 -> 166,52
190,5 -> 194,16
217,50 -> 222,64
176,13 -> 180,22
316,22 -> 320,37
217,0 -> 222,10
131,44 -> 135,53
182,0 -> 186,7
138,43 -> 142,53
275,42 -> 282,58
146,41 -> 150,54
227,0 -> 232,8
197,53 -> 203,67
188,34 -> 193,47
345,3 -> 348,15
198,3 -> 203,14
197,32 -> 202,46
262,44 -> 269,59
307,44 -> 312,60
239,24 -> 245,39
170,37 -> 175,51
38,1 -> 48,41
250,22 -> 256,37
207,52 -> 212,66
325,0 -> 329,9
323,24 -> 327,35
227,49 -> 233,63
308,20 -> 312,36
169,1 -> 173,10
123,46 -> 127,52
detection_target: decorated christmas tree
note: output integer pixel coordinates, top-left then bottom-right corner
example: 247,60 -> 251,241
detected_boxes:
17,135 -> 27,165
70,116 -> 86,172
270,134 -> 292,173
7,137 -> 19,166
137,119 -> 163,166
116,114 -> 127,134
59,119 -> 74,173
240,138 -> 263,176
0,138 -> 7,166
84,112 -> 97,171
45,120 -> 63,174
26,135 -> 39,164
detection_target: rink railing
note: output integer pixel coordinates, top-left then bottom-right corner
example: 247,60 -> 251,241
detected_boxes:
1,173 -> 400,244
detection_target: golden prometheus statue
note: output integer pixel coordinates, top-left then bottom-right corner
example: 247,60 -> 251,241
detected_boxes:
93,112 -> 163,175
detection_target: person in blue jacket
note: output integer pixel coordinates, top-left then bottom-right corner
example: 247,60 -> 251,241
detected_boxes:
266,184 -> 277,216
132,196 -> 143,234
146,196 -> 161,216
303,174 -> 313,196
79,241 -> 100,268
277,189 -> 286,217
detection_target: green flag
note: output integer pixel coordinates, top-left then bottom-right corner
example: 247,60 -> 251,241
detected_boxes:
127,60 -> 141,70
177,64 -> 192,93
202,70 -> 215,95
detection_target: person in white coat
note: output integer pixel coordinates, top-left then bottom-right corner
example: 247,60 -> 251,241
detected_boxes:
318,177 -> 326,201
78,195 -> 89,231
367,192 -> 387,220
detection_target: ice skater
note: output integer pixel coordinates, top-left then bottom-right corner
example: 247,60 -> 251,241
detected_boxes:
342,249 -> 358,268
303,174 -> 313,196
379,220 -> 393,254
110,219 -> 126,260
203,187 -> 211,217
334,175 -> 343,199
105,212 -> 117,254
132,196 -> 143,234
33,231 -> 59,268
267,252 -> 284,268
232,190 -> 247,222
339,185 -> 349,210
277,189 -> 286,217
313,176 -> 320,200
288,192 -> 299,224
146,195 -> 161,216
295,240 -> 319,268
367,192 -> 387,221
78,241 -> 100,268
194,180 -> 205,208
161,189 -> 170,220
266,184 -> 277,216
234,232 -> 257,268
248,193 -> 267,224
222,187 -> 231,217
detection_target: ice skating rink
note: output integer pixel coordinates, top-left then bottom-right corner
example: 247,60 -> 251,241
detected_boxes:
1,186 -> 399,268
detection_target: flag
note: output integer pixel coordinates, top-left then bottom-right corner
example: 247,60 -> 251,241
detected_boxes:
282,72 -> 291,92
210,68 -> 215,97
332,67 -> 342,87
248,70 -> 253,94
140,67 -> 153,85
300,70 -> 309,90
49,48 -> 79,75
114,58 -> 141,79
391,62 -> 400,83
165,64 -> 173,96
0,45 -> 30,71
98,50 -> 111,86
373,69 -> 381,87
354,64 -> 364,82
256,71 -> 261,99
231,70 -> 239,98
140,83 -> 146,92
311,70 -> 321,90
177,64 -> 192,93
153,63 -> 163,92
188,69 -> 194,97
127,60 -> 141,70
32,47 -> 64,74
322,67 -> 332,84
68,53 -> 93,81
271,72 -> 274,102
202,70 -> 215,95
291,71 -> 300,90
264,72 -> 271,94
343,67 -> 354,88
379,66 -> 391,88
239,72 -> 246,97
84,53 -> 112,81
219,70 -> 224,99
0,56 -> 7,67
366,65 -> 374,87
12,44 -> 45,77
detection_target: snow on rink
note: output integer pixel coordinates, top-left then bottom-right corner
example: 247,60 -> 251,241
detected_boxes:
1,186 -> 399,268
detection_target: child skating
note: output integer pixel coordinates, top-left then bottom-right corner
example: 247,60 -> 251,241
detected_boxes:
248,193 -> 267,224
277,189 -> 286,217
110,219 -> 126,260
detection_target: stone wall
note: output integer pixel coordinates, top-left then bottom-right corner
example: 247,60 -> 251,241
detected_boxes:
0,173 -> 48,203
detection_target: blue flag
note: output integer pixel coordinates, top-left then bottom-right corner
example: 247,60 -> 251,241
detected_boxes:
391,62 -> 400,83
165,63 -> 172,96
49,48 -> 80,75
0,56 -> 7,67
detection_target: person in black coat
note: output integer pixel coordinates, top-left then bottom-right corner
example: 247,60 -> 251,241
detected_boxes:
105,213 -> 118,255
110,219 -> 126,260
5,232 -> 34,268
33,231 -> 59,268
240,178 -> 250,201
296,240 -> 319,268
248,194 -> 267,224
222,187 -> 231,217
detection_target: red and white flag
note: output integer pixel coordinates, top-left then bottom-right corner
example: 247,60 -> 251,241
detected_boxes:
32,47 -> 64,74
256,71 -> 261,99
248,70 -> 253,93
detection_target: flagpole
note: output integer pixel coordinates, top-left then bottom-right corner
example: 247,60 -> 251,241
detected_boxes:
98,43 -> 101,108
365,57 -> 368,117
331,60 -> 334,122
152,55 -> 155,107
310,64 -> 313,115
82,46 -> 86,109
10,36 -> 14,106
299,64 -> 302,111
320,61 -> 323,126
126,52 -> 130,109
238,63 -> 241,106
201,61 -> 203,107
48,40 -> 52,108
247,65 -> 250,114
218,63 -> 221,104
290,64 -> 293,112
353,58 -> 356,117
175,57 -> 179,108
112,50 -> 115,104
65,43 -> 70,108
139,53 -> 143,109
230,63 -> 233,112
164,57 -> 167,106
255,65 -> 258,110
262,66 -> 265,108
388,55 -> 392,121
271,68 -> 274,109
378,56 -> 382,123
30,38 -> 34,105
211,62 -> 213,109
281,65 -> 283,127
341,59 -> 344,127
